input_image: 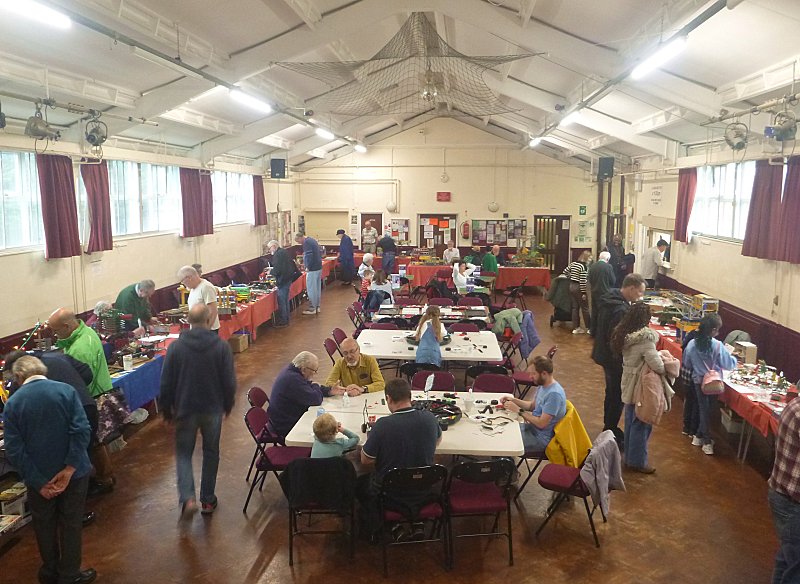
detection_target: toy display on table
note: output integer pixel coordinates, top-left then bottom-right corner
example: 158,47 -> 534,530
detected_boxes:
650,290 -> 719,340
728,361 -> 796,404
159,307 -> 188,324
507,242 -> 546,267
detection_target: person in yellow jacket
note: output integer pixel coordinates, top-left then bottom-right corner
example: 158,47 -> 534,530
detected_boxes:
325,338 -> 385,395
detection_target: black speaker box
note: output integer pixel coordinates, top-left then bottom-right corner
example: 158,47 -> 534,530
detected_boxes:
598,157 -> 615,180
270,158 -> 286,179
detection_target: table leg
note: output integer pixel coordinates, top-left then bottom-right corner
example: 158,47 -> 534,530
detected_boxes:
740,424 -> 754,464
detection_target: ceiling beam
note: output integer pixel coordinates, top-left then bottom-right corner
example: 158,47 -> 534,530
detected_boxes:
519,0 -> 537,27
718,54 -> 800,106
577,109 -> 673,157
159,107 -> 238,135
280,0 -> 323,30
190,113 -> 295,162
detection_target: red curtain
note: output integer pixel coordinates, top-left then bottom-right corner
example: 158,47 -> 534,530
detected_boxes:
674,167 -> 697,243
776,156 -> 800,264
742,159 -> 784,260
253,175 -> 267,226
36,154 -> 81,259
179,168 -> 213,237
80,161 -> 113,253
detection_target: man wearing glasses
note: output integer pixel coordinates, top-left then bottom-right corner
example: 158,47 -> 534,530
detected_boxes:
267,351 -> 345,440
325,338 -> 385,395
176,266 -> 220,334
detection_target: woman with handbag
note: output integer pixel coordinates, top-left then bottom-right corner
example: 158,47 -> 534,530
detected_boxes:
611,302 -> 665,473
682,314 -> 737,455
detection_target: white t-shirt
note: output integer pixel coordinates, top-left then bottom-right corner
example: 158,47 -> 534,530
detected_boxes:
188,278 -> 220,330
443,247 -> 460,264
452,262 -> 476,288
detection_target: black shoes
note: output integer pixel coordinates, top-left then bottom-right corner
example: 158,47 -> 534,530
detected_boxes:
82,511 -> 96,526
70,569 -> 97,584
86,481 -> 113,498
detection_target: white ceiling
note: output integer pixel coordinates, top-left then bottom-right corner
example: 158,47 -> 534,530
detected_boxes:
0,0 -> 798,171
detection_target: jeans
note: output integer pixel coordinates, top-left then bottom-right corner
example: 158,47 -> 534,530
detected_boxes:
175,413 -> 223,505
520,424 -> 551,452
694,382 -> 717,445
603,364 -> 624,443
306,269 -> 322,310
276,283 -> 290,325
27,474 -> 89,584
769,489 -> 800,584
568,282 -> 590,330
682,379 -> 699,435
624,404 -> 652,468
382,251 -> 396,275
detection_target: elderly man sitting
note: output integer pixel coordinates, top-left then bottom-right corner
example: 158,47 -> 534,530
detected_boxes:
268,351 -> 344,440
325,338 -> 385,396
358,253 -> 376,279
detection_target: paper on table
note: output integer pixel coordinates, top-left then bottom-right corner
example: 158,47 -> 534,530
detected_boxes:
139,335 -> 167,343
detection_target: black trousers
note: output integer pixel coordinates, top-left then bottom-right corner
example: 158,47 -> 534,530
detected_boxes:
602,364 -> 624,443
27,474 -> 89,584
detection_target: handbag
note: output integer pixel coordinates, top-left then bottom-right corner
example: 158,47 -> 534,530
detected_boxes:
700,342 -> 725,395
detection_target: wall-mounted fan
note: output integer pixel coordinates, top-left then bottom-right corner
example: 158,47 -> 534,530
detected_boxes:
724,122 -> 748,151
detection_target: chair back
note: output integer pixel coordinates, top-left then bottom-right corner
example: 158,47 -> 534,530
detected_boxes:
450,458 -> 515,487
429,297 -> 453,307
465,364 -> 510,382
332,327 -> 348,347
280,457 -> 357,510
457,297 -> 483,307
371,322 -> 399,330
346,306 -> 359,328
245,406 -> 280,447
449,322 -> 480,333
411,370 -> 456,392
323,338 -> 339,363
247,386 -> 269,409
473,373 -> 515,394
510,278 -> 528,295
353,301 -> 365,314
436,268 -> 452,280
399,362 -> 440,381
382,464 -> 448,493
394,297 -> 417,306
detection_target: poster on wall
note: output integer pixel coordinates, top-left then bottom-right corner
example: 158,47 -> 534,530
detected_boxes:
280,211 -> 292,247
651,185 -> 662,206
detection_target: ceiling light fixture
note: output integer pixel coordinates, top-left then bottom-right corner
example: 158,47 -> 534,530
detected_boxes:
528,137 -> 541,147
315,127 -> 335,140
354,144 -> 367,153
229,90 -> 273,113
2,0 -> 71,29
630,36 -> 687,80
558,111 -> 582,127
421,68 -> 439,103
130,47 -> 203,80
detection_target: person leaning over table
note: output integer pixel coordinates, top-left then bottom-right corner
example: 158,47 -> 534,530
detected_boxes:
325,338 -> 385,396
378,231 -> 397,274
442,240 -> 460,265
640,239 -> 669,289
501,356 -> 566,452
336,228 -> 356,284
114,279 -> 158,335
267,351 -> 344,441
177,265 -> 220,334
267,239 -> 297,329
481,245 -> 498,273
295,232 -> 323,315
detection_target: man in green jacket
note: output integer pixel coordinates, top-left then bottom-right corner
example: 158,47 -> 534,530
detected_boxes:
115,279 -> 156,334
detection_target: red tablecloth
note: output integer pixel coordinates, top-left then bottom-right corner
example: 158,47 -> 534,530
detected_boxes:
650,324 -> 683,361
218,303 -> 254,341
495,267 -> 551,290
321,258 -> 335,279
250,292 -> 277,332
352,253 -> 413,274
405,264 -> 450,287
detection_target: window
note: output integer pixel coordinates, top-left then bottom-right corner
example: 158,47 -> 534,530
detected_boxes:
140,163 -> 181,232
212,171 -> 253,225
690,160 -> 755,240
0,151 -> 43,250
108,160 -> 141,236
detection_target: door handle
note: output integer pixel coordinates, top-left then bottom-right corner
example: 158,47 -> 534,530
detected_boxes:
555,234 -> 559,245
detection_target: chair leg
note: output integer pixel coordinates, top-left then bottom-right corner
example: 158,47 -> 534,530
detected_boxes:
382,523 -> 389,577
514,457 -> 544,500
583,496 -> 601,548
246,447 -> 259,482
349,505 -> 356,559
243,471 -> 261,513
506,504 -> 514,566
288,508 -> 294,566
535,491 -> 567,537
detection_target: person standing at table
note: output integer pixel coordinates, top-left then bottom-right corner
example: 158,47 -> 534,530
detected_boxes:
591,273 -> 646,448
491,244 -> 505,267
482,245 -> 498,274
682,313 -> 736,456
640,239 -> 669,289
362,220 -> 378,254
443,240 -> 460,265
159,304 -> 236,517
378,232 -> 397,274
466,245 -> 484,266
114,279 -> 157,335
3,356 -> 96,584
563,250 -> 591,334
325,338 -> 385,396
769,395 -> 800,583
267,240 -> 297,329
296,232 -> 323,315
336,229 -> 356,284
177,266 -> 220,334
588,251 -> 615,336
501,356 -> 566,452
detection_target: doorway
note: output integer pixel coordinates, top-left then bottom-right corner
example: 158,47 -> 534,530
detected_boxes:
534,215 -> 571,273
360,212 -> 383,248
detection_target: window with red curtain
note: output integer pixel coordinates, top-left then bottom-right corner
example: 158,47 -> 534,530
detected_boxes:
179,168 -> 213,236
253,175 -> 267,226
776,156 -> 800,264
674,167 -> 697,243
741,159 -> 783,260
80,161 -> 113,252
36,154 -> 81,259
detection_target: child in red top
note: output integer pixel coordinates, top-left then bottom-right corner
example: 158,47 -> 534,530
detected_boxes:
360,268 -> 374,299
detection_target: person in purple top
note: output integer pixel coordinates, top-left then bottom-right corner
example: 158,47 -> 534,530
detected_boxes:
296,232 -> 323,315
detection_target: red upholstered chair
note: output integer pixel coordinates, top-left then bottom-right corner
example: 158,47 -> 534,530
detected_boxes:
323,338 -> 339,365
247,386 -> 269,409
446,458 -> 515,567
448,322 -> 480,333
472,373 -> 515,394
464,364 -> 510,386
394,296 -> 417,306
487,332 -> 522,371
379,465 -> 449,576
436,268 -> 452,280
411,371 -> 456,392
500,277 -> 528,310
243,407 -> 310,513
429,297 -> 453,307
457,296 -> 483,307
512,345 -> 558,399
331,327 -> 348,350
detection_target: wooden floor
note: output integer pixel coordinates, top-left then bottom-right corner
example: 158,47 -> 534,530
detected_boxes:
0,286 -> 778,583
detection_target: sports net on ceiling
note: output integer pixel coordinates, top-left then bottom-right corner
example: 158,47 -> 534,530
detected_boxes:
275,12 -> 532,118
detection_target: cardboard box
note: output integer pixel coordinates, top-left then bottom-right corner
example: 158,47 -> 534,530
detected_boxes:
720,407 -> 744,435
0,491 -> 29,518
228,333 -> 249,353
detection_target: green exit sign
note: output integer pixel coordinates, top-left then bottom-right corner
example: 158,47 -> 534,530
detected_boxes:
579,206 -> 587,215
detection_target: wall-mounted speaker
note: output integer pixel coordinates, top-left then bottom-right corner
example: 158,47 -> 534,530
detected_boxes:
270,158 -> 286,179
598,157 -> 614,180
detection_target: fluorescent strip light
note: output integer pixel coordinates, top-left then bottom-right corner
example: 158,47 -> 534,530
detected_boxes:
315,127 -> 335,140
229,90 -> 273,113
354,144 -> 367,153
1,0 -> 71,29
559,111 -> 581,127
130,46 -> 204,80
528,137 -> 541,147
630,37 -> 687,80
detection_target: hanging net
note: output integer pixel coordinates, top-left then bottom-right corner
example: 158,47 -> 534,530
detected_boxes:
275,12 -> 532,118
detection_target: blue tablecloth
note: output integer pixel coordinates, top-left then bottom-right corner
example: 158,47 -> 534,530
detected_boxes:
111,355 -> 163,411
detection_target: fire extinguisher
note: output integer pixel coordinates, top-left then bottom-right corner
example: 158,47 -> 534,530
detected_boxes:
460,221 -> 470,241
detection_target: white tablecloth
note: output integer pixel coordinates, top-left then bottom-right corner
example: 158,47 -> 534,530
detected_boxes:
358,329 -> 503,362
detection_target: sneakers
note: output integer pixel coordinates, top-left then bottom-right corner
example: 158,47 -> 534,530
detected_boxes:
391,523 -> 411,542
302,308 -> 317,315
572,327 -> 587,335
702,442 -> 715,455
201,499 -> 218,515
180,498 -> 198,518
691,436 -> 703,446
316,307 -> 321,314
626,464 -> 656,474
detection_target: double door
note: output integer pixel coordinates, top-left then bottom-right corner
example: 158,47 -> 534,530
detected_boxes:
534,215 -> 571,273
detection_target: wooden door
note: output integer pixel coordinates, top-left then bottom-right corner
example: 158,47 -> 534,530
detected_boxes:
418,213 -> 457,258
360,212 -> 383,244
534,215 -> 571,273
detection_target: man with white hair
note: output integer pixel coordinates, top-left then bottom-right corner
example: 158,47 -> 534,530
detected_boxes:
267,239 -> 296,328
587,250 -> 615,337
267,351 -> 345,440
177,265 -> 219,333
361,219 -> 378,254
358,253 -> 375,279
115,278 -> 157,334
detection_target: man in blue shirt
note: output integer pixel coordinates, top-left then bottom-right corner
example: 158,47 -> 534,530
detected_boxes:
501,356 -> 566,451
4,356 -> 96,584
295,232 -> 323,315
336,228 -> 355,284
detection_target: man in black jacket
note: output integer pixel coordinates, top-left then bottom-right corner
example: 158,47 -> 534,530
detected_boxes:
591,273 -> 646,446
159,304 -> 236,517
587,251 -> 616,336
267,239 -> 297,328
